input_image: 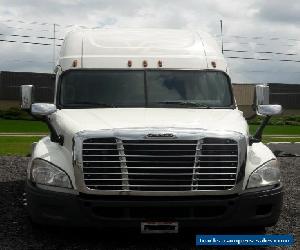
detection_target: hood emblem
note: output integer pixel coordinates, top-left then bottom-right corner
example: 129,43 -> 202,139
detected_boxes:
145,133 -> 176,139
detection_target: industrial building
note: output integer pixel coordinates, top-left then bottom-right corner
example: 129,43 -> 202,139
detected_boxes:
0,71 -> 299,116
0,71 -> 55,109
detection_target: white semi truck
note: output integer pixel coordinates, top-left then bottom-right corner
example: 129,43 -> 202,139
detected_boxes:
21,29 -> 283,233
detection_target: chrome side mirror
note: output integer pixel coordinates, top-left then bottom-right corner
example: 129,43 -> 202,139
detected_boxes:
256,84 -> 269,106
250,85 -> 283,145
31,103 -> 62,144
20,85 -> 34,110
31,103 -> 57,117
257,104 -> 282,116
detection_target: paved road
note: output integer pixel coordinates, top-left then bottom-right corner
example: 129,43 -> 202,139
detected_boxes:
267,143 -> 300,156
0,156 -> 299,250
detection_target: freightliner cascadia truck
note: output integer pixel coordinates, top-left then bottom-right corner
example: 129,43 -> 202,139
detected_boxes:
21,29 -> 283,233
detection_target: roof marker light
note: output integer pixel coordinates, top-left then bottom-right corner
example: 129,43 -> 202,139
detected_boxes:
127,60 -> 132,67
158,60 -> 163,67
211,61 -> 217,68
72,60 -> 78,67
143,60 -> 148,67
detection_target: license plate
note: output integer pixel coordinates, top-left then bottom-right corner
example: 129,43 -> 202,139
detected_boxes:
141,221 -> 179,234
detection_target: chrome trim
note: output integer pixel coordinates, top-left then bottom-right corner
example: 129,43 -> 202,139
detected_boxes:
192,139 -> 202,190
116,138 -> 129,190
145,133 -> 176,139
257,104 -> 282,116
31,103 -> 57,116
73,127 -> 247,196
20,85 -> 33,110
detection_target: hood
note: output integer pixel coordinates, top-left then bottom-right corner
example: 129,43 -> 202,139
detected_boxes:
52,108 -> 248,143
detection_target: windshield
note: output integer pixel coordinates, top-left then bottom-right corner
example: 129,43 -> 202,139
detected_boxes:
59,70 -> 233,108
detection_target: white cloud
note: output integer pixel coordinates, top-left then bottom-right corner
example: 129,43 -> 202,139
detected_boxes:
0,0 -> 299,83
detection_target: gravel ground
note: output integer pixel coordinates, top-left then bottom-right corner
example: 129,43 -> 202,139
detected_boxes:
0,156 -> 299,250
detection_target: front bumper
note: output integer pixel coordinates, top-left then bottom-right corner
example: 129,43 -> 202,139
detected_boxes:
26,182 -> 283,229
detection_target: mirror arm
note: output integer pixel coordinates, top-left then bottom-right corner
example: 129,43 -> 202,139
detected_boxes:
249,115 -> 271,145
42,117 -> 64,145
31,114 -> 64,145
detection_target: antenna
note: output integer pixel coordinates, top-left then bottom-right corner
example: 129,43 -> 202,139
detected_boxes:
52,23 -> 56,71
220,20 -> 224,54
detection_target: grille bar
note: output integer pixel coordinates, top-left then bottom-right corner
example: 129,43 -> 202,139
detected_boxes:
83,167 -> 236,170
86,184 -> 235,187
122,143 -> 198,146
201,143 -> 237,146
84,178 -> 236,181
82,160 -> 237,163
83,154 -> 237,158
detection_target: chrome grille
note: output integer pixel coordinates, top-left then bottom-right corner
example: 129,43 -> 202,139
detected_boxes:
123,140 -> 197,191
192,138 -> 238,191
82,138 -> 122,190
82,137 -> 238,192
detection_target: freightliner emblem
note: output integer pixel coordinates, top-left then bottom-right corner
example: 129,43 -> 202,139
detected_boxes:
145,133 -> 176,139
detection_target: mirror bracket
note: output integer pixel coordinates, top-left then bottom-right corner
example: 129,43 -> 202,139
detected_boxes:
249,85 -> 282,145
31,114 -> 64,145
29,103 -> 63,145
249,115 -> 271,145
40,116 -> 64,145
20,86 -> 63,145
29,114 -> 63,145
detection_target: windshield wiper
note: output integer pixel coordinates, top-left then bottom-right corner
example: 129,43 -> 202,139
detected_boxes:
156,101 -> 211,108
66,102 -> 115,108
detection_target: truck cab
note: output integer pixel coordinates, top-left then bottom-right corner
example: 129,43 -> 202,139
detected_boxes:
21,29 -> 283,232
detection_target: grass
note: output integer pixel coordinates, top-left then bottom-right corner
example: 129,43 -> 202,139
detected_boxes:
0,119 -> 299,156
0,136 -> 42,156
248,115 -> 300,126
0,119 -> 47,133
249,125 -> 300,135
0,120 -> 299,135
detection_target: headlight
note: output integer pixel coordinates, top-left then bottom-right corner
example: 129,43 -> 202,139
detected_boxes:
31,159 -> 72,189
247,160 -> 281,189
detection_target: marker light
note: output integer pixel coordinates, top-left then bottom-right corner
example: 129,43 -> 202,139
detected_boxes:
158,60 -> 163,67
143,60 -> 148,67
211,61 -> 217,68
127,60 -> 132,67
72,60 -> 78,67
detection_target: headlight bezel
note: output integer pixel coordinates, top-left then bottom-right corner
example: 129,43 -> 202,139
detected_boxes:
30,158 -> 73,189
247,159 -> 281,189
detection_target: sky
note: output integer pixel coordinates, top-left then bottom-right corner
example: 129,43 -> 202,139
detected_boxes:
0,0 -> 299,84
